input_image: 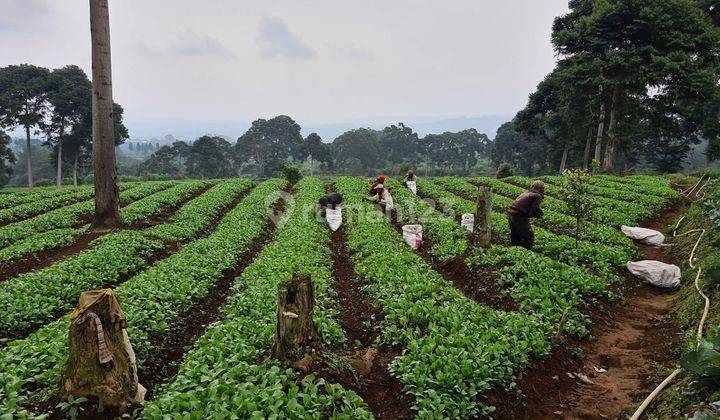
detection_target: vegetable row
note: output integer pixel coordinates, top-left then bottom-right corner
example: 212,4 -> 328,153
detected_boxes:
144,177 -> 370,418
335,176 -> 549,417
0,181 -> 176,248
0,179 -> 242,340
0,178 -> 263,417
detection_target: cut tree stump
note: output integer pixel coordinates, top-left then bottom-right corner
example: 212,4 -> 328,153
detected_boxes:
273,273 -> 321,364
473,186 -> 492,248
60,289 -> 143,414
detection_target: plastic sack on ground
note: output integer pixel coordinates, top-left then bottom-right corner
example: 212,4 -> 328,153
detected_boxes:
461,213 -> 474,233
402,224 -> 423,250
326,208 -> 342,231
406,180 -> 417,195
627,260 -> 681,288
621,226 -> 665,246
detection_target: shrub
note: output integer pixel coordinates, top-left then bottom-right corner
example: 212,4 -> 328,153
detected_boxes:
280,162 -> 302,185
496,161 -> 514,179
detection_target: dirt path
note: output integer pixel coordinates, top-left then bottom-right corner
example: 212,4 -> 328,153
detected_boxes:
490,199 -> 686,419
301,185 -> 413,419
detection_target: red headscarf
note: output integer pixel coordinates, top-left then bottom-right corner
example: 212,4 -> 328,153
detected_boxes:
377,175 -> 386,183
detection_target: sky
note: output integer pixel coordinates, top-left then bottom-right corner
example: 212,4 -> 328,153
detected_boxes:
0,0 -> 569,140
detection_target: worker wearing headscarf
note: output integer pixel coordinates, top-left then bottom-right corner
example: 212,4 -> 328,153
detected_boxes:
405,170 -> 417,182
507,180 -> 545,249
369,175 -> 386,197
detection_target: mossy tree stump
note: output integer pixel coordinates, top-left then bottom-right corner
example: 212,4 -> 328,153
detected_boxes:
60,290 -> 142,414
273,273 -> 320,363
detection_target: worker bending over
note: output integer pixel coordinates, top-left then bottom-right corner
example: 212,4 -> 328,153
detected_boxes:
507,180 -> 545,249
365,175 -> 394,212
316,192 -> 343,217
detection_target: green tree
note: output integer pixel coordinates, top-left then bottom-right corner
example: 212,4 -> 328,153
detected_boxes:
552,0 -> 720,172
187,136 -> 234,178
0,131 -> 15,187
378,122 -> 420,167
558,168 -> 596,243
0,64 -> 50,188
44,65 -> 92,188
331,128 -> 381,174
298,132 -> 333,170
235,115 -> 303,177
422,129 -> 489,173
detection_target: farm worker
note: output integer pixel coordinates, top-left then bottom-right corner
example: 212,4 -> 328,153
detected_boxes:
368,175 -> 386,196
316,192 -> 343,217
507,180 -> 545,249
405,170 -> 418,194
365,176 -> 394,211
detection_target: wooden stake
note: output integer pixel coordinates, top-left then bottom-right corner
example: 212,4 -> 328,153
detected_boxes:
474,186 -> 492,248
273,273 -> 320,363
553,307 -> 571,345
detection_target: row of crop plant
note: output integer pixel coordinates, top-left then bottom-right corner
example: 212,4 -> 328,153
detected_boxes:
0,178 -> 260,417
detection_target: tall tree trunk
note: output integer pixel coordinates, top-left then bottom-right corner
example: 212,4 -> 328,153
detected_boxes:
73,156 -> 79,187
593,103 -> 606,174
56,137 -> 63,189
24,124 -> 34,189
90,0 -> 122,228
559,144 -> 569,174
602,85 -> 622,173
582,124 -> 594,170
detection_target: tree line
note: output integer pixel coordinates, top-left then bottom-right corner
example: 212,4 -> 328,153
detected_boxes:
492,0 -> 720,175
139,115 -> 493,179
0,64 -> 129,188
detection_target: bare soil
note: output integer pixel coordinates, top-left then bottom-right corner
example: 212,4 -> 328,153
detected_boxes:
488,196 -> 686,419
297,184 -> 413,419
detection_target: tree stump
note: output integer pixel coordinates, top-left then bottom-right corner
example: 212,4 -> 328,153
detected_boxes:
273,274 -> 320,363
60,289 -> 143,414
473,186 -> 492,248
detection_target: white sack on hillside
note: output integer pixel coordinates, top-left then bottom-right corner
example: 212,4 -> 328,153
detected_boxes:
621,226 -> 666,246
627,260 -> 681,288
326,208 -> 342,231
461,213 -> 474,233
402,224 -> 423,250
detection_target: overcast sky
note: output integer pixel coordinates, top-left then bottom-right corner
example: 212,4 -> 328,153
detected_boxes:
0,0 -> 569,139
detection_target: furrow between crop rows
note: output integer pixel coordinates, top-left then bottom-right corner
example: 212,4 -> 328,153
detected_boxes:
0,178 -> 256,417
143,177 -> 372,419
0,181 -> 208,280
0,180 -> 237,341
0,181 -> 177,249
385,178 -> 517,311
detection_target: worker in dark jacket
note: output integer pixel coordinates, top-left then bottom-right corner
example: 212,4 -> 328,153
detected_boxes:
507,180 -> 545,249
316,193 -> 343,217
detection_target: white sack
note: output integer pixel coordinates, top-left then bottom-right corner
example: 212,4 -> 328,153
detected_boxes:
326,208 -> 342,231
627,260 -> 681,288
461,213 -> 474,233
621,226 -> 665,246
402,224 -> 423,250
406,180 -> 417,195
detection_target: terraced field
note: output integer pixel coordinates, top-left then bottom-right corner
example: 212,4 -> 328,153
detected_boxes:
0,175 -> 684,418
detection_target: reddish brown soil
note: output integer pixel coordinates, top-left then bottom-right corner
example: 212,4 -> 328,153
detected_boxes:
139,185 -> 287,400
488,196 -> 686,419
303,225 -> 414,420
0,230 -> 107,281
387,205 -> 517,312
